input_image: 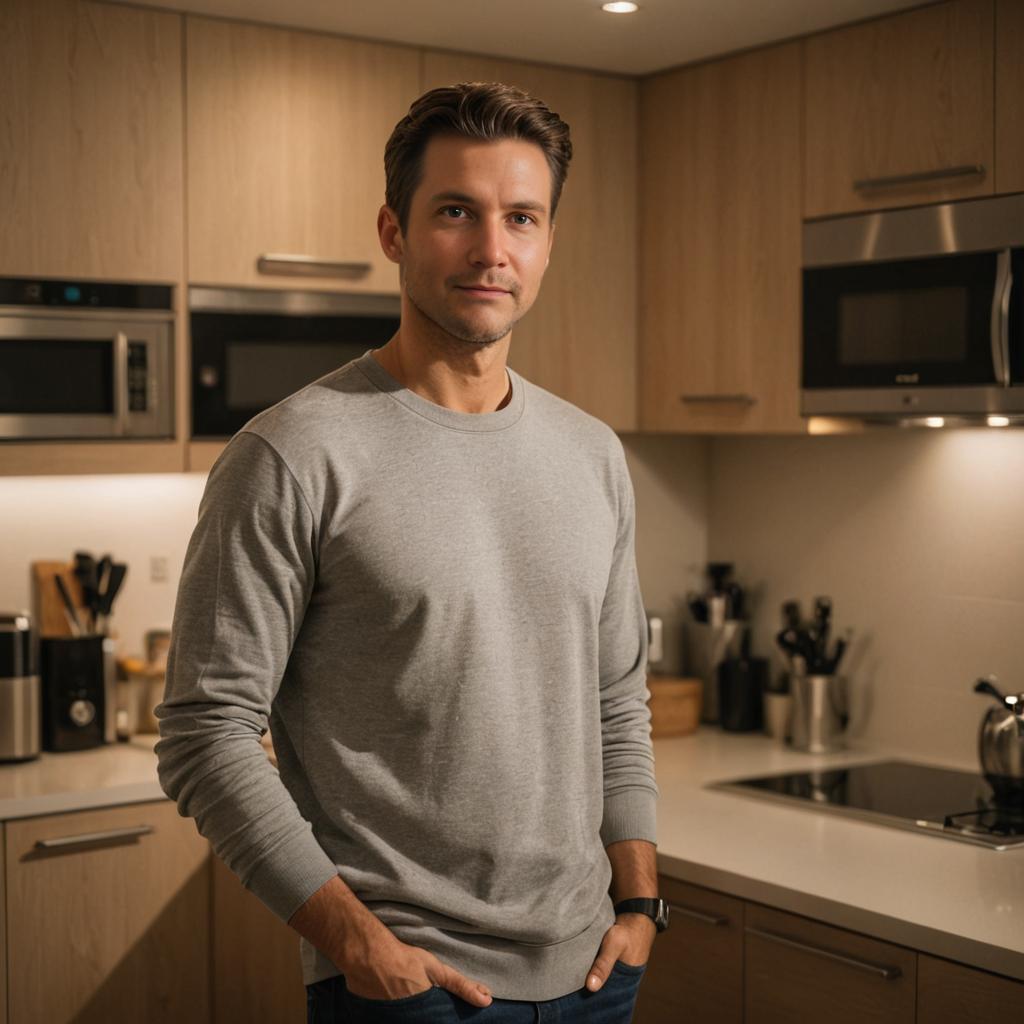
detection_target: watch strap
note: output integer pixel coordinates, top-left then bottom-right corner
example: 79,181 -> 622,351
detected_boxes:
614,897 -> 669,933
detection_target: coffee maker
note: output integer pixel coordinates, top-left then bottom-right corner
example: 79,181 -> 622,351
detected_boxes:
0,611 -> 41,762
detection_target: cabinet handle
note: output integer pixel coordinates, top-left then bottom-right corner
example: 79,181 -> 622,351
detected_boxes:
669,902 -> 730,927
34,824 -> 155,851
680,393 -> 757,405
256,253 -> 372,279
990,248 -> 1013,387
853,164 -> 985,193
746,925 -> 902,980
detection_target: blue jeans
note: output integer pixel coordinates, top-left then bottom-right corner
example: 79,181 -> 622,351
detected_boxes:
306,960 -> 645,1023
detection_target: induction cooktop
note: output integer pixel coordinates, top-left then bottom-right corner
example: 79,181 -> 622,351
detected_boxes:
712,760 -> 1024,851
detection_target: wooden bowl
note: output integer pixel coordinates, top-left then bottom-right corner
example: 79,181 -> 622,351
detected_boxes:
648,675 -> 703,738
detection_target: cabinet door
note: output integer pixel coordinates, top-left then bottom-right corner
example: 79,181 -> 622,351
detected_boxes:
638,43 -> 804,434
212,854 -> 306,1023
804,0 -> 994,217
0,0 -> 184,281
918,954 -> 1024,1023
186,16 -> 418,294
995,0 -> 1024,193
5,801 -> 210,1024
744,903 -> 915,1024
421,54 -> 637,431
634,877 -> 743,1024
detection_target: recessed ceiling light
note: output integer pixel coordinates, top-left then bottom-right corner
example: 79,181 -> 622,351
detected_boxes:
987,415 -> 1010,427
602,2 -> 639,13
924,417 -> 945,428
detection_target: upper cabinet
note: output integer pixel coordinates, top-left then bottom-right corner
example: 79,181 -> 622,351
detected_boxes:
185,16 -> 419,293
0,0 -> 184,282
803,0 -> 995,218
996,0 -> 1024,194
638,43 -> 804,434
421,53 -> 638,432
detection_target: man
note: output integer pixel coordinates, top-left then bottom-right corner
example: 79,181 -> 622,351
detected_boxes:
156,82 -> 665,1023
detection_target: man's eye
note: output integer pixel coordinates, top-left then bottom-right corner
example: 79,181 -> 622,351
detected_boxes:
510,214 -> 534,226
442,206 -> 467,218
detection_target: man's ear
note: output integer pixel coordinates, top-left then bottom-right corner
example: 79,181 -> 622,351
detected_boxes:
378,205 -> 404,264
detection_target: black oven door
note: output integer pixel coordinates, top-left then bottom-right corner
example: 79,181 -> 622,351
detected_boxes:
190,290 -> 400,438
803,250 -> 1005,391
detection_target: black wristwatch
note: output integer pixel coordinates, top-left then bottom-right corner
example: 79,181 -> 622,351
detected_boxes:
614,897 -> 670,933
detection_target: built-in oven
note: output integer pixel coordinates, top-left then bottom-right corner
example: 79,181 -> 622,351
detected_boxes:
0,278 -> 175,441
189,287 -> 400,438
802,193 -> 1024,422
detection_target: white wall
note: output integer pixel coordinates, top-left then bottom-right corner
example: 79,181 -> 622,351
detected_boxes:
0,472 -> 207,658
707,429 -> 1024,764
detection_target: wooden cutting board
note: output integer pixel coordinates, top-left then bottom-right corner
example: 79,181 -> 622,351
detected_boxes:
31,560 -> 86,637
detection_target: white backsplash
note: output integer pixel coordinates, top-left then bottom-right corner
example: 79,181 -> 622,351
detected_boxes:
3,428 -> 1020,767
0,472 -> 208,658
707,429 -> 1024,764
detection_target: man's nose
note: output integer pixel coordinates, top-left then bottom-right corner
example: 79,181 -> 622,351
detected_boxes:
468,219 -> 508,268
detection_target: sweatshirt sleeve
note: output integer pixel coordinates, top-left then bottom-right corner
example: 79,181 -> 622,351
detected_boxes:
597,440 -> 658,847
155,430 -> 339,922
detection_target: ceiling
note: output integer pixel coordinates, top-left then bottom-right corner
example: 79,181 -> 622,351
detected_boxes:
124,0 -> 928,75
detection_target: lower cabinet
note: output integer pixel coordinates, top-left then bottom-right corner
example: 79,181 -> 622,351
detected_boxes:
637,876 -> 1024,1024
744,903 -> 915,1024
634,877 -> 743,1023
4,800 -> 210,1024
212,853 -> 306,1023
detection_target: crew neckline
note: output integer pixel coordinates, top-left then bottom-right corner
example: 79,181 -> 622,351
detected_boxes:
355,349 -> 526,433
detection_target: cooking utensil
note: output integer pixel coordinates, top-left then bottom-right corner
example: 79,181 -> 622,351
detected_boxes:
53,574 -> 84,637
96,562 -> 127,634
73,552 -> 98,632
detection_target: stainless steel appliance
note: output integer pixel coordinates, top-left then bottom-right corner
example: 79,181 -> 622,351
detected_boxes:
975,678 -> 1024,800
713,761 -> 1024,851
0,612 -> 40,762
190,286 -> 400,438
802,193 -> 1024,421
0,277 -> 174,440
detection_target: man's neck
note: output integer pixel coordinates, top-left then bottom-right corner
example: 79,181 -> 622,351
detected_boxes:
371,330 -> 513,414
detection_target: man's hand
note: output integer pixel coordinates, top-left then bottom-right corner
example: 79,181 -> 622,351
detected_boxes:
585,913 -> 656,992
288,875 -> 492,1008
340,929 -> 492,1006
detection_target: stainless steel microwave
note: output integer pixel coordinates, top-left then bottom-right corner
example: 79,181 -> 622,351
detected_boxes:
0,278 -> 175,441
802,193 -> 1024,421
189,286 -> 400,438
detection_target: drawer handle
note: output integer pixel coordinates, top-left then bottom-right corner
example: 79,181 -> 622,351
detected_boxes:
669,902 -> 729,927
257,253 -> 372,279
746,925 -> 902,980
853,164 -> 985,193
680,393 -> 757,405
35,824 -> 155,851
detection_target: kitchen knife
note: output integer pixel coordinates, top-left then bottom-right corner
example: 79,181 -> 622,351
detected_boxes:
97,562 -> 127,634
54,573 -> 84,637
73,551 -> 98,633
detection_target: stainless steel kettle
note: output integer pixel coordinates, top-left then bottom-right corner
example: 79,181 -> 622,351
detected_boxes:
974,677 -> 1024,801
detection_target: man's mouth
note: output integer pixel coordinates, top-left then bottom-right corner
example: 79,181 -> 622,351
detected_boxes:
454,283 -> 511,296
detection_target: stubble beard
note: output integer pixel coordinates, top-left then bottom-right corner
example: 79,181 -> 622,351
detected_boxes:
404,273 -> 525,349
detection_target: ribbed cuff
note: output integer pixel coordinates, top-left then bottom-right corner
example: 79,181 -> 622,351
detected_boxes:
243,826 -> 340,924
600,787 -> 658,846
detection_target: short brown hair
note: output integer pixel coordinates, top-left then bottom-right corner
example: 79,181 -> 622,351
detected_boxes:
384,82 -> 573,233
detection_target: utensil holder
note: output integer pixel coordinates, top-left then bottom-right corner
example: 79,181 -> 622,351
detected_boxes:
685,619 -> 745,723
790,673 -> 847,754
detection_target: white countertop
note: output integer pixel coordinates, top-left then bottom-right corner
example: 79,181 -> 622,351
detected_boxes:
2,728 -> 1021,982
653,728 -> 1024,982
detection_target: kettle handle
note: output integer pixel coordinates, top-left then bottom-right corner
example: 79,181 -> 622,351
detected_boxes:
974,677 -> 1008,704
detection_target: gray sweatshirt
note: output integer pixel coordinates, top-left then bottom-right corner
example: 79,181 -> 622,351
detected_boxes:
155,350 -> 657,1001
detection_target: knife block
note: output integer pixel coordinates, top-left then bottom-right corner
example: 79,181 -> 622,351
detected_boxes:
31,560 -> 85,637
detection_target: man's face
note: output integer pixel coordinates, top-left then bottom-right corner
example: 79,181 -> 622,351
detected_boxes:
381,135 -> 556,348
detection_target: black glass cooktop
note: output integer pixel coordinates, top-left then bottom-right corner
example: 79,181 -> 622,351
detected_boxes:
713,760 -> 1024,850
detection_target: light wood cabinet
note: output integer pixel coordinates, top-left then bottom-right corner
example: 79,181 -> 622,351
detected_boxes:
634,876 -> 743,1024
638,43 -> 804,434
744,903 -> 916,1024
4,801 -> 210,1024
0,0 -> 184,282
918,953 -> 1024,1023
185,16 -> 419,294
421,53 -> 638,431
212,854 -> 306,1023
803,0 -> 995,218
995,0 -> 1024,194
